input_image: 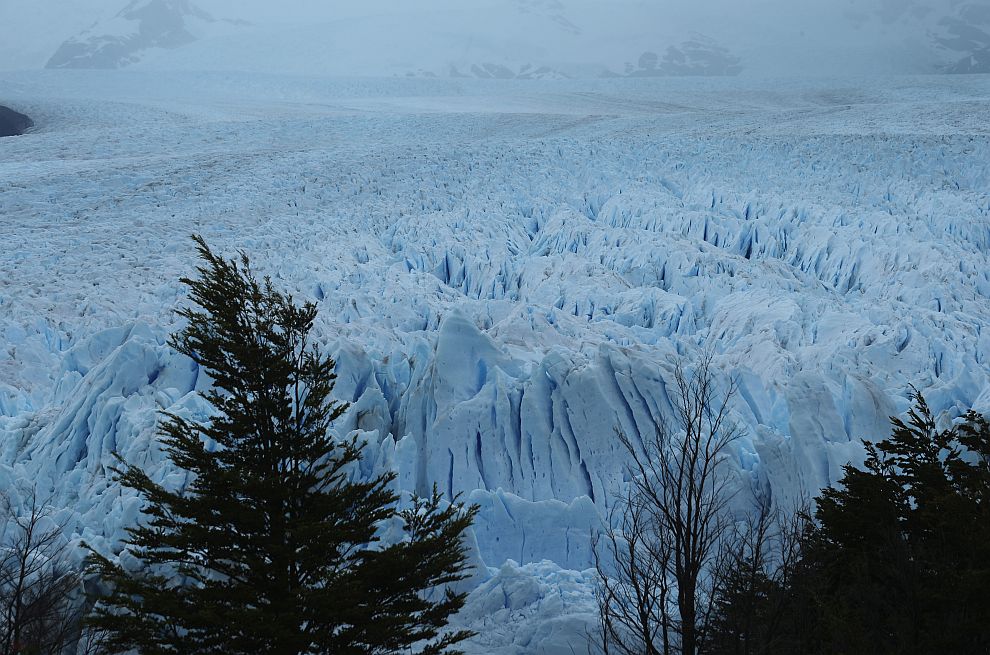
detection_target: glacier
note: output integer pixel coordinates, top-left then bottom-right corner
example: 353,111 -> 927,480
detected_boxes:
1,70 -> 990,653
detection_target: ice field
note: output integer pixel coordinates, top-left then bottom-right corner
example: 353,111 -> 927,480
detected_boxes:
2,71 -> 990,652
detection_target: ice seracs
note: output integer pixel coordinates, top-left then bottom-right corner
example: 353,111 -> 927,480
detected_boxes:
1,72 -> 989,652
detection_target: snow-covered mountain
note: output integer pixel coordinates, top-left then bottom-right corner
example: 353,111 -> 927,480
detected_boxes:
840,0 -> 990,73
929,1 -> 990,73
45,0 -> 235,70
9,0 -> 989,77
1,69 -> 989,651
38,0 -> 748,78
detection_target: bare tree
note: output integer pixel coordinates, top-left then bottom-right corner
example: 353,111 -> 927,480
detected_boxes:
594,351 -> 742,655
704,497 -> 811,655
593,485 -> 673,655
0,489 -> 95,655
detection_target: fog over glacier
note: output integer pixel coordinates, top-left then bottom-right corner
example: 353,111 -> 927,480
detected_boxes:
2,0 -> 989,75
2,2 -> 990,654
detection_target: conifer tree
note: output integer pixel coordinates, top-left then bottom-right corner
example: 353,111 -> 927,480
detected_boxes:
808,392 -> 990,654
714,391 -> 990,655
86,235 -> 477,655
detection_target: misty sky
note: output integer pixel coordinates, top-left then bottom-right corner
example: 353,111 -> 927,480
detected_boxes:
0,0 -> 984,76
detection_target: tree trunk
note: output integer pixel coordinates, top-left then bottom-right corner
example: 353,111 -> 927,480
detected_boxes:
681,581 -> 697,655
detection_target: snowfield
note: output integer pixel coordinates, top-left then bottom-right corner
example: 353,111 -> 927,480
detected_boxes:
2,71 -> 990,653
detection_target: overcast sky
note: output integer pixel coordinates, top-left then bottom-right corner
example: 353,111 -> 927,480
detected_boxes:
0,0 -> 983,75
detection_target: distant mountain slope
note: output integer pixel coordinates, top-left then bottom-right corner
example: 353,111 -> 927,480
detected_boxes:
46,0 -> 237,70
618,35 -> 743,78
21,0 -> 990,76
41,0 -> 745,78
843,0 -> 990,73
947,46 -> 990,73
930,2 -> 990,73
513,0 -> 581,35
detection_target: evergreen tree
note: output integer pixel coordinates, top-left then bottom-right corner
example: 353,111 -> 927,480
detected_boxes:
86,236 -> 477,655
707,390 -> 990,654
800,441 -> 918,654
803,391 -> 990,654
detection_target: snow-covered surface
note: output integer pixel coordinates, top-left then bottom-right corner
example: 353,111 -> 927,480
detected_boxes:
2,71 -> 990,652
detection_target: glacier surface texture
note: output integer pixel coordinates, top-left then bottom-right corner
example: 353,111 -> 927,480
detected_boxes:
1,72 -> 990,653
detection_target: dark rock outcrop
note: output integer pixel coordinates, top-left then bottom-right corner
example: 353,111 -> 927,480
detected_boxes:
617,35 -> 743,78
0,106 -> 32,137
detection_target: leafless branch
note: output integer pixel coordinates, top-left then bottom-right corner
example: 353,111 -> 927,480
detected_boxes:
594,350 -> 741,655
0,488 -> 98,655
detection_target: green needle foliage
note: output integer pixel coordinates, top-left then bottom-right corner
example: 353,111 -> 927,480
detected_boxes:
801,391 -> 990,654
706,390 -> 990,655
86,235 -> 477,655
